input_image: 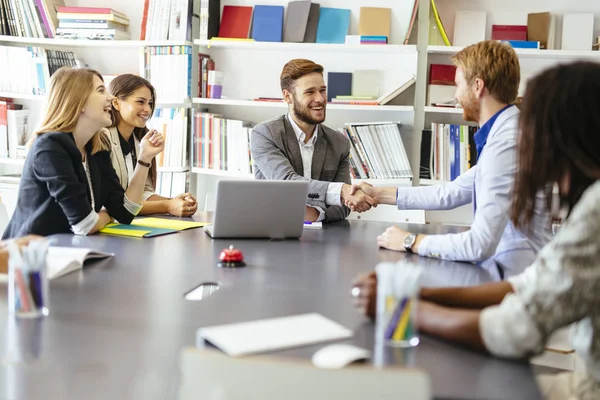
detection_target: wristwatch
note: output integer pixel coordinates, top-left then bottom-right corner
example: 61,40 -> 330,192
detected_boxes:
404,233 -> 417,253
137,159 -> 151,168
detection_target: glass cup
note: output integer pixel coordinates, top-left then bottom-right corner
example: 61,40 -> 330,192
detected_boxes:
375,261 -> 421,347
8,239 -> 50,318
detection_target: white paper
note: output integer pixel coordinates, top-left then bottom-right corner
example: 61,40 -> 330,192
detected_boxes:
197,313 -> 353,357
47,247 -> 114,280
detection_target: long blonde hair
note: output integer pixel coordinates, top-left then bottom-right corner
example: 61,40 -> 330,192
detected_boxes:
34,66 -> 110,154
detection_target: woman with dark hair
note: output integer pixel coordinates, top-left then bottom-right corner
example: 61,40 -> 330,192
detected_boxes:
102,74 -> 198,217
352,61 -> 600,398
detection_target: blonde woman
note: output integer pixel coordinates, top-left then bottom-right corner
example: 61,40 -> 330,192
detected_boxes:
2,67 -> 164,239
103,74 -> 197,217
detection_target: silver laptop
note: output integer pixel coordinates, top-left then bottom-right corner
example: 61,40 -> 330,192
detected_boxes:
204,180 -> 309,239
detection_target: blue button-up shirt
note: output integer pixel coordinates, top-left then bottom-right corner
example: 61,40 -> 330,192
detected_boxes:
396,105 -> 553,278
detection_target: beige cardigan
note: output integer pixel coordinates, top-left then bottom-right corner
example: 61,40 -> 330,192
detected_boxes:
102,127 -> 155,201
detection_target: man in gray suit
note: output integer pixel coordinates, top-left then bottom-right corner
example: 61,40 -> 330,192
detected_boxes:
251,59 -> 376,223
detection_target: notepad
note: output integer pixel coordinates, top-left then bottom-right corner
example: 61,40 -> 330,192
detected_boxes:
100,223 -> 178,238
197,313 -> 353,357
47,246 -> 114,280
132,218 -> 208,231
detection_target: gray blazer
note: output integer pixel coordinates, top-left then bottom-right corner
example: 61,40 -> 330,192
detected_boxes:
251,115 -> 351,222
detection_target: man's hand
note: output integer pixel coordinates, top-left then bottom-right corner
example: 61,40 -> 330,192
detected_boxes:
350,181 -> 397,206
304,206 -> 320,222
341,184 -> 377,212
351,271 -> 377,319
377,226 -> 424,253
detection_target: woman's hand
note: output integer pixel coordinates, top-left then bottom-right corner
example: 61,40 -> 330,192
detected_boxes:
167,193 -> 198,217
138,129 -> 165,162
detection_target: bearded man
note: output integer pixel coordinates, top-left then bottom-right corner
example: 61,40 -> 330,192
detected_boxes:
250,59 -> 376,223
350,41 -> 553,278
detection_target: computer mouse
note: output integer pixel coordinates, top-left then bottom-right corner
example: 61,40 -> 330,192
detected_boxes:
311,344 -> 371,369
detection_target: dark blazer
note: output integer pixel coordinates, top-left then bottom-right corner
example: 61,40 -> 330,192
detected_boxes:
251,115 -> 351,222
2,132 -> 136,239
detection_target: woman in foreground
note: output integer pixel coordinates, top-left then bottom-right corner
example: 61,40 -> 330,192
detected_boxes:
353,62 -> 600,399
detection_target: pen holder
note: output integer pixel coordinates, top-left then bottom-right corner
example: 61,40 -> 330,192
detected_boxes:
375,261 -> 422,348
8,239 -> 50,318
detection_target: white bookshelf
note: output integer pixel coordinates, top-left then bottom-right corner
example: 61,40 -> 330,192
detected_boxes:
195,39 -> 417,54
0,158 -> 26,166
424,106 -> 464,115
428,45 -> 600,60
192,98 -> 414,112
0,35 -> 192,48
0,92 -> 45,101
157,166 -> 189,173
191,168 -> 253,179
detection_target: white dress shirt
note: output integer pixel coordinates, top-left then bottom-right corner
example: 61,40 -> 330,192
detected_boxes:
287,114 -> 343,221
479,180 -> 600,397
396,106 -> 552,278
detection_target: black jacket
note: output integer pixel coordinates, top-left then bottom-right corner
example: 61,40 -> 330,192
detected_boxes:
2,132 -> 135,239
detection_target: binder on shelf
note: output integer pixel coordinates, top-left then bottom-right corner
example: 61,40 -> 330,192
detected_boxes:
302,3 -> 320,43
315,7 -> 350,44
358,7 -> 391,38
252,5 -> 283,42
453,11 -> 486,47
326,72 -> 352,102
283,0 -> 311,43
527,12 -> 554,50
218,5 -> 252,39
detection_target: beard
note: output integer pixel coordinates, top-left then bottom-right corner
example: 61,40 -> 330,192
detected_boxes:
291,95 -> 326,125
460,91 -> 480,123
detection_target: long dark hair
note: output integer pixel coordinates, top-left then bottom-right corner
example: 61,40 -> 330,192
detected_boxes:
511,62 -> 600,228
108,74 -> 158,189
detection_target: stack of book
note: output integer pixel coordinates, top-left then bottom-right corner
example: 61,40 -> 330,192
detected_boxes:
55,6 -> 130,40
191,111 -> 253,175
342,122 -> 412,180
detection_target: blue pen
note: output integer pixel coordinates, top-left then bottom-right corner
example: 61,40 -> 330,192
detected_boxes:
304,221 -> 312,225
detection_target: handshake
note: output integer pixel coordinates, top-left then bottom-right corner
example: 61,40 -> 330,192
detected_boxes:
341,181 -> 379,213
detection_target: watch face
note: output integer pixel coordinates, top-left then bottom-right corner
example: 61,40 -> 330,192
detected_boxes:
404,233 -> 416,248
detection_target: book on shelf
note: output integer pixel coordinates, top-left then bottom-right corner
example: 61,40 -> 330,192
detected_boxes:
316,7 -> 351,44
56,28 -> 130,41
197,53 -> 215,98
453,11 -> 486,47
427,123 -> 477,182
198,0 -> 221,41
341,122 -> 412,180
303,3 -> 320,43
251,5 -> 284,42
47,246 -> 114,280
344,35 -> 388,45
527,12 -> 555,50
140,0 -> 193,41
491,25 -> 527,41
146,107 -> 188,170
358,7 -> 391,39
157,171 -> 189,198
55,5 -> 131,40
141,45 -> 192,103
283,0 -> 311,43
218,5 -> 253,39
0,45 -> 77,96
191,110 -> 253,175
0,100 -> 28,159
0,0 -> 66,38
332,75 -> 415,106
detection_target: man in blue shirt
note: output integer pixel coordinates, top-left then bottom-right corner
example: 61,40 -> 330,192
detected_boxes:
351,41 -> 553,278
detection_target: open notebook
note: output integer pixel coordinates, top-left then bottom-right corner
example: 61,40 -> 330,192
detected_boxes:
197,313 -> 353,357
47,246 -> 114,280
